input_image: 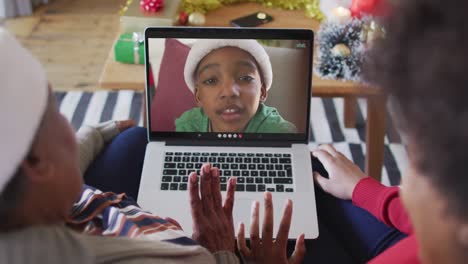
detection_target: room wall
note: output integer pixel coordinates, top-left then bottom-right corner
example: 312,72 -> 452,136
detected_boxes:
0,0 -> 48,18
0,0 -> 8,18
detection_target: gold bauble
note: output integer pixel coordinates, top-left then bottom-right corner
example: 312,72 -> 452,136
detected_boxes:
331,43 -> 351,57
188,12 -> 206,26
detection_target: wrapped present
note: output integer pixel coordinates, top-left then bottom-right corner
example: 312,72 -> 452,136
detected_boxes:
120,0 -> 182,33
114,32 -> 145,64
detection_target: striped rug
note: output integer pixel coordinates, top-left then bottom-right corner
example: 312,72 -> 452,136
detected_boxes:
55,91 -> 408,187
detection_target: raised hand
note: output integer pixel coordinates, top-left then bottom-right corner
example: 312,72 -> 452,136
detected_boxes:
237,192 -> 306,264
189,163 -> 237,253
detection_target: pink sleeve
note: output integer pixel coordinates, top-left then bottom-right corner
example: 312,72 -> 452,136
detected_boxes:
352,177 -> 413,234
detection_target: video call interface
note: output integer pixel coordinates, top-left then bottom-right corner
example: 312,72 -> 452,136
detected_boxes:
147,37 -> 312,138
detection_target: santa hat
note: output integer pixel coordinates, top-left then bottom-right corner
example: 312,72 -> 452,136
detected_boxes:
0,28 -> 48,192
184,39 -> 273,93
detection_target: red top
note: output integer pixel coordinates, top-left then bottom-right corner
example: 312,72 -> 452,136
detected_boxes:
352,177 -> 421,264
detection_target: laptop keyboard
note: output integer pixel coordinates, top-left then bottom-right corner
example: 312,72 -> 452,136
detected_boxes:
160,152 -> 294,193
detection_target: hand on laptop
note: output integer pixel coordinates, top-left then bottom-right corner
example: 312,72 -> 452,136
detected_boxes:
312,144 -> 367,200
237,192 -> 306,264
189,163 -> 237,253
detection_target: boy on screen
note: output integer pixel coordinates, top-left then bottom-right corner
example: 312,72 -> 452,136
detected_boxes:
175,39 -> 297,133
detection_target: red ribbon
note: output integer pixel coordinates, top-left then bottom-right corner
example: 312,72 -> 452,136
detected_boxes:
140,0 -> 164,13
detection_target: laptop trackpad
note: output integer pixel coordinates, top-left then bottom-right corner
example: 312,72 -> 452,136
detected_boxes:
233,199 -> 255,228
233,198 -> 279,238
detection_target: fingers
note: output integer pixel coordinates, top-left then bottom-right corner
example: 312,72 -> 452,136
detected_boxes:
318,144 -> 340,157
313,171 -> 330,192
210,167 -> 223,212
312,149 -> 334,169
200,164 -> 214,214
262,192 -> 274,249
276,199 -> 293,248
249,201 -> 261,252
237,222 -> 251,257
223,177 -> 236,220
189,172 -> 201,221
289,234 -> 306,264
116,119 -> 136,132
164,217 -> 182,229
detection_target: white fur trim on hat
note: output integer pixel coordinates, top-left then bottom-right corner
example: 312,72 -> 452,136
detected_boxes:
184,39 -> 273,93
0,28 -> 48,193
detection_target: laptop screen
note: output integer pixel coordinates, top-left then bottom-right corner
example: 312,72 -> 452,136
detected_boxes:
145,28 -> 313,145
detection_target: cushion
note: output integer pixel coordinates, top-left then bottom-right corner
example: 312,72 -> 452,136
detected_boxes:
150,38 -> 196,131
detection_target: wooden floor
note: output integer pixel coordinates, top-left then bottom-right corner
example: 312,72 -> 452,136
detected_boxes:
2,0 -> 126,91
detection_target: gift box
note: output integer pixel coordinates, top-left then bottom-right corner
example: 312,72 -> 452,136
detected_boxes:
114,32 -> 145,65
120,0 -> 182,33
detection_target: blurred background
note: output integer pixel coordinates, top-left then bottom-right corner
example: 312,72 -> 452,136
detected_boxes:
1,0 -> 126,91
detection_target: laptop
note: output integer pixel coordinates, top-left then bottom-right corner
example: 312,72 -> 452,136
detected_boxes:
138,27 -> 318,239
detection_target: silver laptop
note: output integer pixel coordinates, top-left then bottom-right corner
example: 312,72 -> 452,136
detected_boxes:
138,27 -> 318,239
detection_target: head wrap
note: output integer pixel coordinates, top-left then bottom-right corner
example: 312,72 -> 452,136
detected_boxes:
0,28 -> 48,192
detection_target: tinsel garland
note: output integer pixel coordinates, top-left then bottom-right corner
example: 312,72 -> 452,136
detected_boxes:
182,0 -> 325,21
314,19 -> 368,81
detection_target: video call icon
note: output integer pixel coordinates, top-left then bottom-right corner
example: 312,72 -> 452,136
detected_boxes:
216,133 -> 243,139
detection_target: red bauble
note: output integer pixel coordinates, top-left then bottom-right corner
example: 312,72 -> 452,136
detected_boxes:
350,0 -> 390,18
140,0 -> 164,13
179,12 -> 188,25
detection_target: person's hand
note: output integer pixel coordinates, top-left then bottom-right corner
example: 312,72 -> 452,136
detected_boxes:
115,119 -> 136,132
312,144 -> 367,200
164,217 -> 182,229
189,163 -> 237,253
237,192 -> 306,264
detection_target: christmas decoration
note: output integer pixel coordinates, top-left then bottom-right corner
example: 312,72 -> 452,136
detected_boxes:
114,32 -> 145,65
315,19 -> 367,81
178,11 -> 188,25
350,0 -> 390,17
304,0 -> 324,20
315,16 -> 385,81
181,0 -> 325,21
119,0 -> 133,16
319,0 -> 351,19
119,0 -> 181,32
140,0 -> 164,13
188,12 -> 206,26
329,6 -> 351,24
331,43 -> 351,57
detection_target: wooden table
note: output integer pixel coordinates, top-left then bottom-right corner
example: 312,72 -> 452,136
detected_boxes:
98,3 -> 386,181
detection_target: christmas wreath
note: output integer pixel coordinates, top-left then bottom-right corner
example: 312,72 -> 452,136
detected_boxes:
315,19 -> 367,81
